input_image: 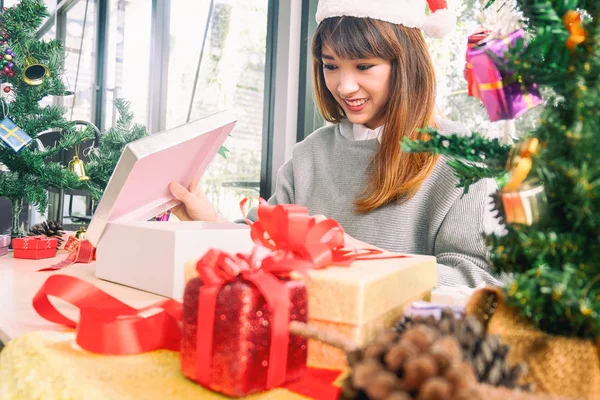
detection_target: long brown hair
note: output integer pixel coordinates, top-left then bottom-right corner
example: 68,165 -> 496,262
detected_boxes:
312,17 -> 439,213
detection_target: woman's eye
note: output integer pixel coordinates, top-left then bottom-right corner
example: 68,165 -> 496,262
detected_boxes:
358,65 -> 374,71
323,64 -> 337,70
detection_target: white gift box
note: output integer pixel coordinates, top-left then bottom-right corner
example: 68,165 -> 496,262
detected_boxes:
87,110 -> 254,299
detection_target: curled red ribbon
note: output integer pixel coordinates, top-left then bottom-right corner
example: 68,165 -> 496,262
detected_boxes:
194,247 -> 310,389
32,275 -> 182,354
39,238 -> 96,271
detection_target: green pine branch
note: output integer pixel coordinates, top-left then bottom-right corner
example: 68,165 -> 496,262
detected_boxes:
402,129 -> 511,193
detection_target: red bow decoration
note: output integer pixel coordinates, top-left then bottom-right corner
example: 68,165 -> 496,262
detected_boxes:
193,247 -> 310,390
39,238 -> 96,272
33,275 -> 182,354
242,198 -> 406,266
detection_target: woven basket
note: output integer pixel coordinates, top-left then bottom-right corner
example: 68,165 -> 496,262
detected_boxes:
466,287 -> 600,400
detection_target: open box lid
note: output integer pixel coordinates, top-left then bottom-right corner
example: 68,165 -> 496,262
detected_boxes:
87,110 -> 237,246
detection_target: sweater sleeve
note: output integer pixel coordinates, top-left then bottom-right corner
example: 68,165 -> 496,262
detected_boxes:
434,177 -> 505,287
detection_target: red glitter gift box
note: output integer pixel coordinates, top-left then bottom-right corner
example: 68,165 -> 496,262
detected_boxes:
13,236 -> 59,259
181,249 -> 308,398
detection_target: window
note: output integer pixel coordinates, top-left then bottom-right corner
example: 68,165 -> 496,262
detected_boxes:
166,0 -> 269,220
104,0 -> 152,128
63,0 -> 97,122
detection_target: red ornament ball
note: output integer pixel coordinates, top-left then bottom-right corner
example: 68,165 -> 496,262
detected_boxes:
8,71 -> 13,78
3,86 -> 10,93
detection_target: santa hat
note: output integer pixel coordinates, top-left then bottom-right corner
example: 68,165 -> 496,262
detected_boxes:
315,0 -> 456,38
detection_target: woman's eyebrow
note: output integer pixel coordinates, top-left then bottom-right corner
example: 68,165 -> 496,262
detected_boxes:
321,53 -> 335,60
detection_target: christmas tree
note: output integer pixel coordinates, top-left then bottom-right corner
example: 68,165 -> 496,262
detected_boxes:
0,0 -> 94,237
405,0 -> 599,339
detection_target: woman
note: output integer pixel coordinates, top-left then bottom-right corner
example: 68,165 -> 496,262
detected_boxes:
169,0 -> 504,287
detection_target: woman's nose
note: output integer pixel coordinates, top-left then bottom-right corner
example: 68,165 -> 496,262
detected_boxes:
337,72 -> 359,97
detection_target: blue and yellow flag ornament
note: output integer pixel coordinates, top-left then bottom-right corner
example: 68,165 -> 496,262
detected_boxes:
0,117 -> 32,152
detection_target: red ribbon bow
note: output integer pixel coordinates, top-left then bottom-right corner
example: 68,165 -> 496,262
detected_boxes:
243,198 -> 406,265
194,247 -> 310,389
33,275 -> 182,354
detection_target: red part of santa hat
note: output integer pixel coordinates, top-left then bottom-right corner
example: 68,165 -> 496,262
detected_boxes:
315,0 -> 456,38
424,0 -> 456,37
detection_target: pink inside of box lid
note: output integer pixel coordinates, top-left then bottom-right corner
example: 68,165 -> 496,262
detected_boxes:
109,125 -> 231,223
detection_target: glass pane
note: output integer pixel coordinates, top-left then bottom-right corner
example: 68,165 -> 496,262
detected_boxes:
167,0 -> 268,220
104,0 -> 151,128
63,0 -> 97,122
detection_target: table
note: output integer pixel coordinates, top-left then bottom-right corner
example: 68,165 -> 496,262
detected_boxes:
0,251 -> 319,399
0,250 -> 165,344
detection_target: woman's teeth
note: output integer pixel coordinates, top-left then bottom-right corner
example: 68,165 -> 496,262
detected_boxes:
345,99 -> 368,107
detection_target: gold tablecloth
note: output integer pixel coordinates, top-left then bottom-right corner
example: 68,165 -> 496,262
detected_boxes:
0,331 -> 309,400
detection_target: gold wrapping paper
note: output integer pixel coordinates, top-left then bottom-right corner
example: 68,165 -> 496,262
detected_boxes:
0,331 -> 309,400
308,289 -> 431,370
306,255 -> 436,324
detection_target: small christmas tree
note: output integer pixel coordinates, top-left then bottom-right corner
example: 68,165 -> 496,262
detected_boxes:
0,0 -> 94,238
404,0 -> 600,339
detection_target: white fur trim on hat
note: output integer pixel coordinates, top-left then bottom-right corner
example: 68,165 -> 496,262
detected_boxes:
315,0 -> 456,38
423,8 -> 456,38
316,0 -> 427,30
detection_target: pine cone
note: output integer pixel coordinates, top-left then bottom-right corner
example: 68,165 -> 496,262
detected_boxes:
341,326 -> 482,400
28,220 -> 65,246
393,308 -> 529,390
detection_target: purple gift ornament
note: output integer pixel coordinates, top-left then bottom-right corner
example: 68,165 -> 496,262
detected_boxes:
152,209 -> 172,222
468,29 -> 543,122
403,301 -> 465,320
0,234 -> 10,256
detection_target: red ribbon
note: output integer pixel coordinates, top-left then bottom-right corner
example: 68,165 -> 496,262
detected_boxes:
39,238 -> 96,271
242,198 -> 407,265
194,248 -> 310,389
32,275 -> 182,354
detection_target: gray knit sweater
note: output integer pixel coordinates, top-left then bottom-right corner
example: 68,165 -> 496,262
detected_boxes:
260,120 -> 505,287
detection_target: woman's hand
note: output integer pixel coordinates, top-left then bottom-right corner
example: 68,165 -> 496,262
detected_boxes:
168,181 -> 228,223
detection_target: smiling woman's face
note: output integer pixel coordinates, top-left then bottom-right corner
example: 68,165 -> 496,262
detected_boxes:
321,45 -> 392,129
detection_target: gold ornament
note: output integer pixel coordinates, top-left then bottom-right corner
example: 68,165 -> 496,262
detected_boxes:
563,10 -> 586,51
22,56 -> 51,86
75,226 -> 87,240
503,137 -> 539,193
500,182 -> 547,226
68,156 -> 90,181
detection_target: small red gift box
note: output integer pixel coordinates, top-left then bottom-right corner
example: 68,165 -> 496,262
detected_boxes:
13,236 -> 59,259
181,249 -> 308,398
